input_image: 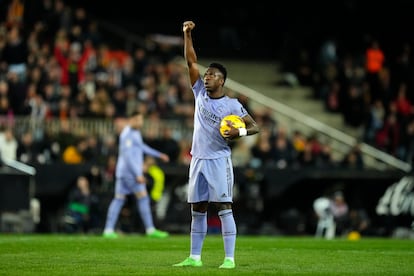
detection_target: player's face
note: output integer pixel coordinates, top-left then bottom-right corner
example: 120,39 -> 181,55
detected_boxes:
130,114 -> 144,129
203,68 -> 224,91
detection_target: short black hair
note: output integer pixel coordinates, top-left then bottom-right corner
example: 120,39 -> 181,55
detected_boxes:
208,62 -> 227,83
130,110 -> 141,117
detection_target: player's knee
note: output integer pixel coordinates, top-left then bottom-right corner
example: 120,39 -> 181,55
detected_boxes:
215,202 -> 232,211
115,194 -> 126,200
192,202 -> 208,212
135,190 -> 147,199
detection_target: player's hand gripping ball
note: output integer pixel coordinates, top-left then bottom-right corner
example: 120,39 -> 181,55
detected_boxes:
220,114 -> 246,139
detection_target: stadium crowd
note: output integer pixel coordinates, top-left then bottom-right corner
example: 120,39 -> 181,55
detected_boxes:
0,0 -> 411,234
0,0 -> 370,170
281,34 -> 414,166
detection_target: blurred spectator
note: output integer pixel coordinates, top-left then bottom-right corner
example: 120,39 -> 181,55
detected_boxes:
392,82 -> 413,123
6,0 -> 24,28
51,119 -> 77,159
0,94 -> 13,117
1,24 -> 28,82
375,112 -> 400,156
329,191 -> 349,236
28,93 -> 49,120
376,67 -> 393,107
143,155 -> 167,221
318,38 -> 338,70
100,133 -> 118,157
82,134 -> 101,164
101,154 -> 117,192
342,84 -> 366,128
251,127 -> 273,167
340,143 -> 364,169
157,127 -> 180,163
54,31 -> 94,98
363,99 -> 385,144
318,143 -> 336,168
397,118 -> 414,163
291,130 -> 306,154
16,130 -> 45,164
296,140 -> 316,168
294,48 -> 315,87
271,130 -> 295,169
0,126 -> 17,160
62,175 -> 100,233
323,80 -> 341,113
392,42 -> 413,95
62,137 -> 88,164
365,39 -> 385,94
348,208 -> 371,235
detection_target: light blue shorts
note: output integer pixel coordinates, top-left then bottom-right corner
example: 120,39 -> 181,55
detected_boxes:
115,177 -> 146,196
188,156 -> 234,203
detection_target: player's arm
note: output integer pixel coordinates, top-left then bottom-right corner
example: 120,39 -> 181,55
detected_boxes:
142,144 -> 170,163
183,20 -> 199,86
226,114 -> 260,140
242,114 -> 260,136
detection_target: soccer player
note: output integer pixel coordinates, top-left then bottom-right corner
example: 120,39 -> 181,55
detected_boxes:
173,21 -> 260,269
102,111 -> 170,238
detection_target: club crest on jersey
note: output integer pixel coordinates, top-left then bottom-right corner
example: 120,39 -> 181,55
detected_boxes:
216,106 -> 225,114
126,139 -> 132,147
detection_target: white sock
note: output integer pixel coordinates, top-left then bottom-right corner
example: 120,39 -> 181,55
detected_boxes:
190,255 -> 201,261
146,227 -> 155,234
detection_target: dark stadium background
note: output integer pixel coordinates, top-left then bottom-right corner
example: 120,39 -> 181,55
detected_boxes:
0,0 -> 412,235
72,1 -> 414,60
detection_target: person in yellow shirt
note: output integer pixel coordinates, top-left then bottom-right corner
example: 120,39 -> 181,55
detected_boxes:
62,138 -> 88,164
144,155 -> 165,203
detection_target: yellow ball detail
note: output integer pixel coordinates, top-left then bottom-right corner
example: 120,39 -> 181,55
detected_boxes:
347,231 -> 361,241
220,114 -> 246,138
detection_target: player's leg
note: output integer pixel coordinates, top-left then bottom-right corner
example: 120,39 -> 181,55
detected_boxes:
217,203 -> 236,269
208,157 -> 236,269
133,183 -> 168,238
173,158 -> 208,267
103,197 -> 126,237
103,178 -> 128,238
172,201 -> 208,267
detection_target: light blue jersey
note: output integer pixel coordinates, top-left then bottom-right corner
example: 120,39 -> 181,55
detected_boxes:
191,78 -> 248,159
115,125 -> 162,181
188,77 -> 248,203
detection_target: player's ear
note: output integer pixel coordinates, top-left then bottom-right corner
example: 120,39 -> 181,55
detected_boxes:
219,78 -> 225,87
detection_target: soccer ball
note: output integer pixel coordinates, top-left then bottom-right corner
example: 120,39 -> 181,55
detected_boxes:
220,114 -> 246,138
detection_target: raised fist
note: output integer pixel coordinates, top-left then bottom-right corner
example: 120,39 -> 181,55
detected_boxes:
183,21 -> 195,33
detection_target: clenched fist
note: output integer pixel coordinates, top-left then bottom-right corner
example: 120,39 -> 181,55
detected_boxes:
183,21 -> 195,33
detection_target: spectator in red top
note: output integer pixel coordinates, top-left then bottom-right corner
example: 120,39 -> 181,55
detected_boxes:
375,112 -> 400,156
392,82 -> 413,118
365,39 -> 385,94
54,32 -> 93,99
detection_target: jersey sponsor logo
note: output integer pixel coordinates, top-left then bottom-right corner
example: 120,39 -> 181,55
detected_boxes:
198,103 -> 221,127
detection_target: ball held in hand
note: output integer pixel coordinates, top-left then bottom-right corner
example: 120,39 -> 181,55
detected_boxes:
220,114 -> 246,138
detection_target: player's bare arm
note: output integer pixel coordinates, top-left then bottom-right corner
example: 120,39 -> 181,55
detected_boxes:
225,114 -> 260,140
183,20 -> 199,86
159,153 -> 170,163
136,175 -> 146,184
243,114 -> 260,136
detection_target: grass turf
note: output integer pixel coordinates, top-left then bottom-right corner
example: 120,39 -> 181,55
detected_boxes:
0,234 -> 413,275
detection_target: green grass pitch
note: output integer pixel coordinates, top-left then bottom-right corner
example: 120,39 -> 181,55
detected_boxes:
1,234 -> 413,275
